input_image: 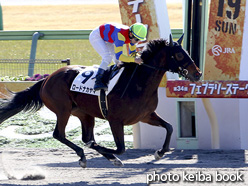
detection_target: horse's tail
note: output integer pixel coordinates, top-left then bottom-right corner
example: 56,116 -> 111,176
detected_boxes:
0,79 -> 45,124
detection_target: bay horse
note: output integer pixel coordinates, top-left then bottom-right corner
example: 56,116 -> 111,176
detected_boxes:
0,35 -> 201,167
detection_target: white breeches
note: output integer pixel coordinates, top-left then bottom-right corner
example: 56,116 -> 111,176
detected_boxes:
89,28 -> 119,70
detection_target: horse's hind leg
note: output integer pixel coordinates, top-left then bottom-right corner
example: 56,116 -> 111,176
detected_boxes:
40,70 -> 87,167
141,112 -> 173,160
77,114 -> 124,166
53,112 -> 87,168
85,122 -> 125,167
76,113 -> 95,143
86,141 -> 124,167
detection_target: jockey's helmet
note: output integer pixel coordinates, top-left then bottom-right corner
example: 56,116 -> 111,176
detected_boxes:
130,23 -> 147,41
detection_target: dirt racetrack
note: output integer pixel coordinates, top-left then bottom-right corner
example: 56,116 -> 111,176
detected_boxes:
0,148 -> 247,186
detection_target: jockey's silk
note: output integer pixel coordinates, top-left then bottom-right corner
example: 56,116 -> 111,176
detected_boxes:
99,23 -> 136,62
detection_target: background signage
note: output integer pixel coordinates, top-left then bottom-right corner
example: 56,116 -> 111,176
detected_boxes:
167,0 -> 248,98
204,0 -> 246,80
166,80 -> 248,98
118,0 -> 171,87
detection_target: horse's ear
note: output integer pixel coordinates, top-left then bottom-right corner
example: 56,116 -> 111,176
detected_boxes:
177,33 -> 184,45
169,34 -> 174,47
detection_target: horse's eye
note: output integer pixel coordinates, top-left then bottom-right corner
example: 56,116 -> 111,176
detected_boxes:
175,52 -> 184,61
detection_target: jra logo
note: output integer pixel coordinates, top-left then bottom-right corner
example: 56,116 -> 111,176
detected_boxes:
212,45 -> 235,56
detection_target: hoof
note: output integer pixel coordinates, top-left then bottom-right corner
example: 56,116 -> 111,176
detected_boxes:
79,159 -> 87,168
85,141 -> 94,148
154,150 -> 163,160
111,158 -> 124,167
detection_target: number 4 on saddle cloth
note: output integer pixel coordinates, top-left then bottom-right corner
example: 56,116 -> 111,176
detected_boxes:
70,65 -> 124,96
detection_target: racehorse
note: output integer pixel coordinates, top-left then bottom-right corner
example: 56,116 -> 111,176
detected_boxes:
0,35 -> 201,167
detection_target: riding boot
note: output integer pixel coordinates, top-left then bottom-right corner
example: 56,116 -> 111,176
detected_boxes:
94,68 -> 108,91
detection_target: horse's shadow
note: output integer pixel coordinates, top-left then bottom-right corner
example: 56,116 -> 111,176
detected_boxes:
0,182 -> 143,186
36,148 -> 247,185
40,148 -> 248,169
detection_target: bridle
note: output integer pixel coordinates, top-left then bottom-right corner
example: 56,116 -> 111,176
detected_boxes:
139,33 -> 199,79
169,55 -> 191,77
141,48 -> 192,79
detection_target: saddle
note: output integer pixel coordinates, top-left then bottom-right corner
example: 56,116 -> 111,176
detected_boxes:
70,64 -> 124,119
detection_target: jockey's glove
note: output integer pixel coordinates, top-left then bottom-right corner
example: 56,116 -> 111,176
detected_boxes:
130,52 -> 141,58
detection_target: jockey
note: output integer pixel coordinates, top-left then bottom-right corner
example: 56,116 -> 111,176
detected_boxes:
89,22 -> 147,91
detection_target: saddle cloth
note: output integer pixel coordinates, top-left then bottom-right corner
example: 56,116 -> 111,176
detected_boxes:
70,65 -> 124,96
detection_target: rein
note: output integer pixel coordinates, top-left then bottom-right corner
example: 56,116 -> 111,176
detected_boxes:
141,63 -> 167,71
141,55 -> 191,78
121,65 -> 138,98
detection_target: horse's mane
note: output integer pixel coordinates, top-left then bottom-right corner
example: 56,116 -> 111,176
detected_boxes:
141,39 -> 169,63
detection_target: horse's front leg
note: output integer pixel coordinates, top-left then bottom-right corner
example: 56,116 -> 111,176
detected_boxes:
86,122 -> 125,167
141,112 -> 173,160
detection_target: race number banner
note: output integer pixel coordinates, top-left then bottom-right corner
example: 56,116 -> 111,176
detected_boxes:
118,0 -> 171,87
166,80 -> 248,98
204,0 -> 246,80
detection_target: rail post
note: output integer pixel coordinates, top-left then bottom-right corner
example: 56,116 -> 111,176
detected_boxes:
28,32 -> 44,77
0,3 -> 3,30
